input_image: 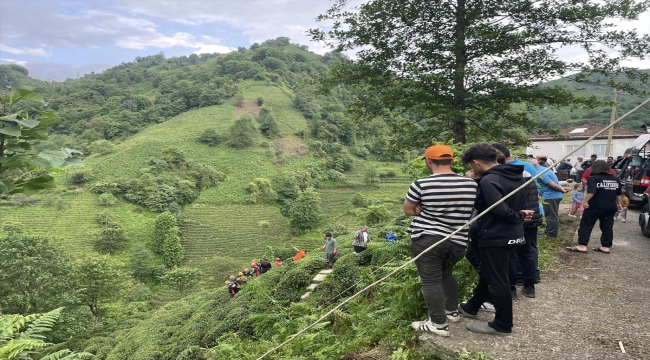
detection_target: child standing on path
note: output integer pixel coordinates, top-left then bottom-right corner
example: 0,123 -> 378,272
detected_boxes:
614,191 -> 629,223
569,183 -> 585,218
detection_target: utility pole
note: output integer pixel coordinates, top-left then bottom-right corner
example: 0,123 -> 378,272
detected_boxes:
605,88 -> 617,157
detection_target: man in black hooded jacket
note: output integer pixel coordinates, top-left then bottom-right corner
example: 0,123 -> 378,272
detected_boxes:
458,144 -> 534,336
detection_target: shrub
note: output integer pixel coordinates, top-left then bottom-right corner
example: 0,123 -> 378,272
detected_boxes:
2,221 -> 25,235
245,177 -> 277,204
95,223 -> 128,253
289,188 -> 323,233
90,139 -> 116,155
96,210 -> 118,226
365,204 -> 390,225
69,170 -> 92,185
364,166 -> 380,186
98,192 -> 118,207
234,94 -> 245,107
162,226 -> 183,268
198,128 -> 225,146
273,267 -> 313,302
256,97 -> 264,106
11,193 -> 38,206
153,212 -> 177,255
322,223 -> 350,237
350,192 -> 369,208
257,106 -> 280,138
380,170 -> 397,178
160,267 -> 202,295
128,243 -> 166,285
273,248 -> 296,262
227,114 -> 257,149
331,254 -> 362,295
326,169 -> 346,183
89,181 -> 121,195
128,283 -> 153,302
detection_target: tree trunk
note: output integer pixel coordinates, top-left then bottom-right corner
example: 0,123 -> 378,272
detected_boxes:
453,0 -> 467,144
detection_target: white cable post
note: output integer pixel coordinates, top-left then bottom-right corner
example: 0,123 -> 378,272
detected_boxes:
256,96 -> 650,360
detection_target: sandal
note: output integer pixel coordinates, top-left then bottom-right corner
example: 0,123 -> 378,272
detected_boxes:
565,246 -> 588,253
592,247 -> 610,254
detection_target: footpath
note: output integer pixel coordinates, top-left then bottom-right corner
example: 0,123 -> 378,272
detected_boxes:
420,208 -> 650,360
300,268 -> 333,301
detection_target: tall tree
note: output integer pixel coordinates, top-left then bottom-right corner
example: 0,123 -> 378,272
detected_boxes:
0,234 -> 73,315
311,0 -> 650,146
73,255 -> 130,329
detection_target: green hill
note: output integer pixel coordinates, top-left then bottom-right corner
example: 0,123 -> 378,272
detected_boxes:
0,63 -> 46,88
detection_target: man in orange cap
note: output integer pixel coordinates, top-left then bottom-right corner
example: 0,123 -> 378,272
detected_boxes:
404,144 -> 478,337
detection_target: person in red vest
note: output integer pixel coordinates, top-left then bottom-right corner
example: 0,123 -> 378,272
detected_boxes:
250,260 -> 261,276
225,281 -> 239,298
291,244 -> 306,261
274,257 -> 283,266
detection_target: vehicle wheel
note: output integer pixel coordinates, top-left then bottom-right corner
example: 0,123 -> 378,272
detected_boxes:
641,204 -> 650,238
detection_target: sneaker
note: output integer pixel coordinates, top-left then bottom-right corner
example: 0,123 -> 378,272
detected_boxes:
621,217 -> 626,223
446,310 -> 461,323
511,288 -> 519,300
522,285 -> 535,298
411,319 -> 450,337
466,322 -> 511,336
614,216 -> 618,221
479,302 -> 496,313
457,303 -> 479,319
568,214 -> 577,217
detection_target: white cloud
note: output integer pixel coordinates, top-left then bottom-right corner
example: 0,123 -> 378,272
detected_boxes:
193,44 -> 232,55
0,44 -> 50,57
0,58 -> 28,67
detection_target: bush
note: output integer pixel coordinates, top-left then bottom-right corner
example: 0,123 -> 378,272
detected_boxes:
128,283 -> 153,302
2,221 -> 25,235
289,188 -> 323,233
69,170 -> 92,185
11,193 -> 38,206
97,210 -> 118,226
160,266 -> 202,294
322,223 -> 350,237
331,254 -> 362,295
273,248 -> 296,262
90,139 -> 116,155
365,204 -> 390,225
234,94 -> 245,107
245,178 -> 277,204
98,192 -> 118,207
256,97 -> 264,106
162,226 -> 183,268
380,170 -> 397,178
153,212 -> 177,255
273,267 -> 313,302
227,114 -> 257,149
257,106 -> 280,138
95,223 -> 128,253
364,166 -> 380,186
128,243 -> 165,285
198,128 -> 225,146
326,169 -> 346,183
350,192 -> 369,208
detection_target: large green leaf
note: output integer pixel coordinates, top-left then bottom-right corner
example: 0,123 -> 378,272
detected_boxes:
13,119 -> 40,128
14,88 -> 45,104
0,125 -> 22,137
63,157 -> 84,167
37,150 -> 68,168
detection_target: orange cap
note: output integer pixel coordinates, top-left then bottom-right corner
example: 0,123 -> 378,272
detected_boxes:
423,144 -> 454,160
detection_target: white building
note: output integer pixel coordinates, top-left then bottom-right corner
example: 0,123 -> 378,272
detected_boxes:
526,123 -> 644,160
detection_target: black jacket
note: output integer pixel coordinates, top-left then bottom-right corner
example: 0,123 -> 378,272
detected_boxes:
474,164 -> 527,247
522,170 -> 543,228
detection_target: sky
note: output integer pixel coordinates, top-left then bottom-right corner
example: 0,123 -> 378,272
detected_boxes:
1,0 -> 649,81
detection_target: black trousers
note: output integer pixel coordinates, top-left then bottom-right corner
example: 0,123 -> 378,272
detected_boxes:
578,207 -> 616,247
353,245 -> 366,253
466,246 -> 515,333
509,227 -> 538,287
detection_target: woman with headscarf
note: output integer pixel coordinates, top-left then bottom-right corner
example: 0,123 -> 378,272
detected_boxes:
566,160 -> 622,254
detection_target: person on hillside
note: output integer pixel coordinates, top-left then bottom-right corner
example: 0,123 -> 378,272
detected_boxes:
582,154 -> 597,171
567,160 -> 622,254
352,225 -> 371,253
260,259 -> 272,273
291,244 -> 306,261
238,271 -> 248,284
457,144 -> 534,336
569,183 -> 585,218
492,143 -> 542,298
274,257 -> 283,266
230,275 -> 243,288
321,232 -> 338,268
534,155 -> 567,238
614,191 -> 629,223
250,260 -> 261,276
226,280 -> 239,298
404,144 -> 478,337
243,268 -> 254,278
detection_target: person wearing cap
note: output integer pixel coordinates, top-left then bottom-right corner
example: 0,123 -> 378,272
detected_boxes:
321,232 -> 338,268
274,257 -> 283,266
534,155 -> 567,238
404,144 -> 478,337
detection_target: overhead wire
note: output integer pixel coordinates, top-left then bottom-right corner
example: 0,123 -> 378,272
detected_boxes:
256,96 -> 650,360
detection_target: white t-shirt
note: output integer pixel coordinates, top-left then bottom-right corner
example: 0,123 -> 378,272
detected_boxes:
363,232 -> 368,243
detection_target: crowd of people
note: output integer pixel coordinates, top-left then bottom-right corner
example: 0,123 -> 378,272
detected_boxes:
406,143 -> 624,337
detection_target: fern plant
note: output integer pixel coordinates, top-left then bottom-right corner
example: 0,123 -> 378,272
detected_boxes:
0,307 -> 91,360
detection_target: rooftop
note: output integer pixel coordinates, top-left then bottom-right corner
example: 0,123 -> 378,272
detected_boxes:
529,123 -> 644,141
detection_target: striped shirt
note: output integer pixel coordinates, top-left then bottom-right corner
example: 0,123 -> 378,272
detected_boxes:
405,173 -> 478,246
